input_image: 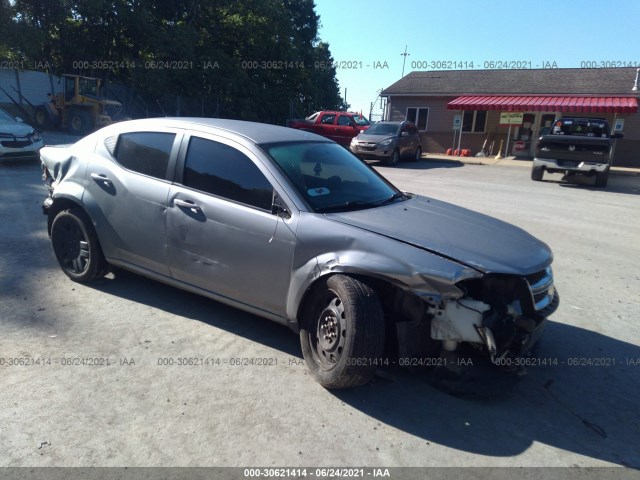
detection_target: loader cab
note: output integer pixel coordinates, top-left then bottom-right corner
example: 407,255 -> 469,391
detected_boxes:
63,75 -> 101,102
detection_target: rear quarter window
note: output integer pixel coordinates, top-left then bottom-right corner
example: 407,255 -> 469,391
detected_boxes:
113,132 -> 175,179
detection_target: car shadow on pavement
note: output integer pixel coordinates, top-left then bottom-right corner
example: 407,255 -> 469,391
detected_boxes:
87,269 -> 639,468
332,319 -> 640,468
543,173 -> 640,196
86,268 -> 303,358
370,159 -> 466,170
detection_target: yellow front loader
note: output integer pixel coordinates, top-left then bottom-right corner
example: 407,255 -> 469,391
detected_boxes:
34,75 -> 123,135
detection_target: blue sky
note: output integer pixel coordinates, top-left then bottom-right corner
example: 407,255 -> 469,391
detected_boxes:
314,0 -> 640,119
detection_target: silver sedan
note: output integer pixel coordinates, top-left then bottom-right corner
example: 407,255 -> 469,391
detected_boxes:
41,118 -> 558,391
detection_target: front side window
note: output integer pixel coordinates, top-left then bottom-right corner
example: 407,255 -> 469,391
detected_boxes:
337,115 -> 353,126
264,141 -> 401,213
183,136 -> 273,211
114,132 -> 175,179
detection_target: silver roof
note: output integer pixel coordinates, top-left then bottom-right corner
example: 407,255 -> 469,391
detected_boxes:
118,117 -> 331,145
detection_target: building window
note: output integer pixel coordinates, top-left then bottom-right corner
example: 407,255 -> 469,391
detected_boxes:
406,107 -> 429,131
462,110 -> 487,133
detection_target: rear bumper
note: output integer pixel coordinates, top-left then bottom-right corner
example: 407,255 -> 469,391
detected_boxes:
533,157 -> 609,173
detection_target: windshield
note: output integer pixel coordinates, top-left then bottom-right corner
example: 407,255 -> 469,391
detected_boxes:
550,119 -> 610,137
0,108 -> 16,122
264,141 -> 402,213
364,123 -> 399,136
352,114 -> 370,126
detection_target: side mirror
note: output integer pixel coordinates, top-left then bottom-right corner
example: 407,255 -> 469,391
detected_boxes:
272,194 -> 291,219
611,132 -> 624,139
16,117 -> 24,123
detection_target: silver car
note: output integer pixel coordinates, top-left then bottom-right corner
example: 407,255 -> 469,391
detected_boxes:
350,121 -> 422,165
0,107 -> 43,161
41,118 -> 558,390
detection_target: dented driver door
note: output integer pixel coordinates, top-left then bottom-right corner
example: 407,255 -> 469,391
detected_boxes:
166,134 -> 298,318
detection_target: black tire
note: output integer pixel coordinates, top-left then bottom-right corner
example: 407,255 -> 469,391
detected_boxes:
594,168 -> 609,187
34,106 -> 50,130
50,208 -> 107,282
411,146 -> 422,162
385,149 -> 400,166
531,165 -> 544,181
300,274 -> 385,389
68,109 -> 92,135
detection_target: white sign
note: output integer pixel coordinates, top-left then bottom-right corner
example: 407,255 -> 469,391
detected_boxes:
614,118 -> 625,132
499,112 -> 524,126
453,114 -> 462,130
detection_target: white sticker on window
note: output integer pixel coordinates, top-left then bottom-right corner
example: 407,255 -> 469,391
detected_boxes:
308,187 -> 330,196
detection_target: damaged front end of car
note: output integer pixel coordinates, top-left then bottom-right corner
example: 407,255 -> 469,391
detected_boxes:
393,266 -> 558,395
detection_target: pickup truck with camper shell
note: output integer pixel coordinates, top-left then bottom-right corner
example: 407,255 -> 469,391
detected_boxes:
531,117 -> 623,187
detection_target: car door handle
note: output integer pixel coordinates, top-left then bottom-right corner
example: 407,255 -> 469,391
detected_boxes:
90,172 -> 112,185
174,198 -> 201,211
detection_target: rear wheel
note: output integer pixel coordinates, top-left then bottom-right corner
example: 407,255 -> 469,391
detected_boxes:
300,275 -> 385,389
34,106 -> 50,130
51,208 -> 107,282
594,168 -> 609,187
531,165 -> 544,181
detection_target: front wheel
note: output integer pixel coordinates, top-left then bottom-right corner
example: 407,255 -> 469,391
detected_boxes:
412,146 -> 422,162
300,275 -> 385,389
51,208 -> 108,282
68,109 -> 92,135
385,149 -> 400,166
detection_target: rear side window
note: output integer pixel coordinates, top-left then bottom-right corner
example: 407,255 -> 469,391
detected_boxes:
114,132 -> 175,179
183,136 -> 273,211
320,114 -> 336,125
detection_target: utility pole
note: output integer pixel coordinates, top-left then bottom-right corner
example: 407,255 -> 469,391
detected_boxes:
401,45 -> 410,77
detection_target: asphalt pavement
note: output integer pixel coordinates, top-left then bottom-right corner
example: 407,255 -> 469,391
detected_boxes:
1,152 -> 639,474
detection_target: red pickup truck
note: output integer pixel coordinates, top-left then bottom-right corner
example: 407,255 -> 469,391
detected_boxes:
287,111 -> 370,146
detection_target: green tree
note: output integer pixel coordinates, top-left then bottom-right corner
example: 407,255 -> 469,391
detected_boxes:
2,0 -> 346,124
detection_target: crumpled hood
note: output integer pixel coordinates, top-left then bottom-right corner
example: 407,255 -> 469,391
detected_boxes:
0,120 -> 34,137
326,195 -> 552,275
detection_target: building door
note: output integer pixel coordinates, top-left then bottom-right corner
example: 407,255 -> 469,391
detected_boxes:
527,113 -> 557,156
512,113 -> 536,156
